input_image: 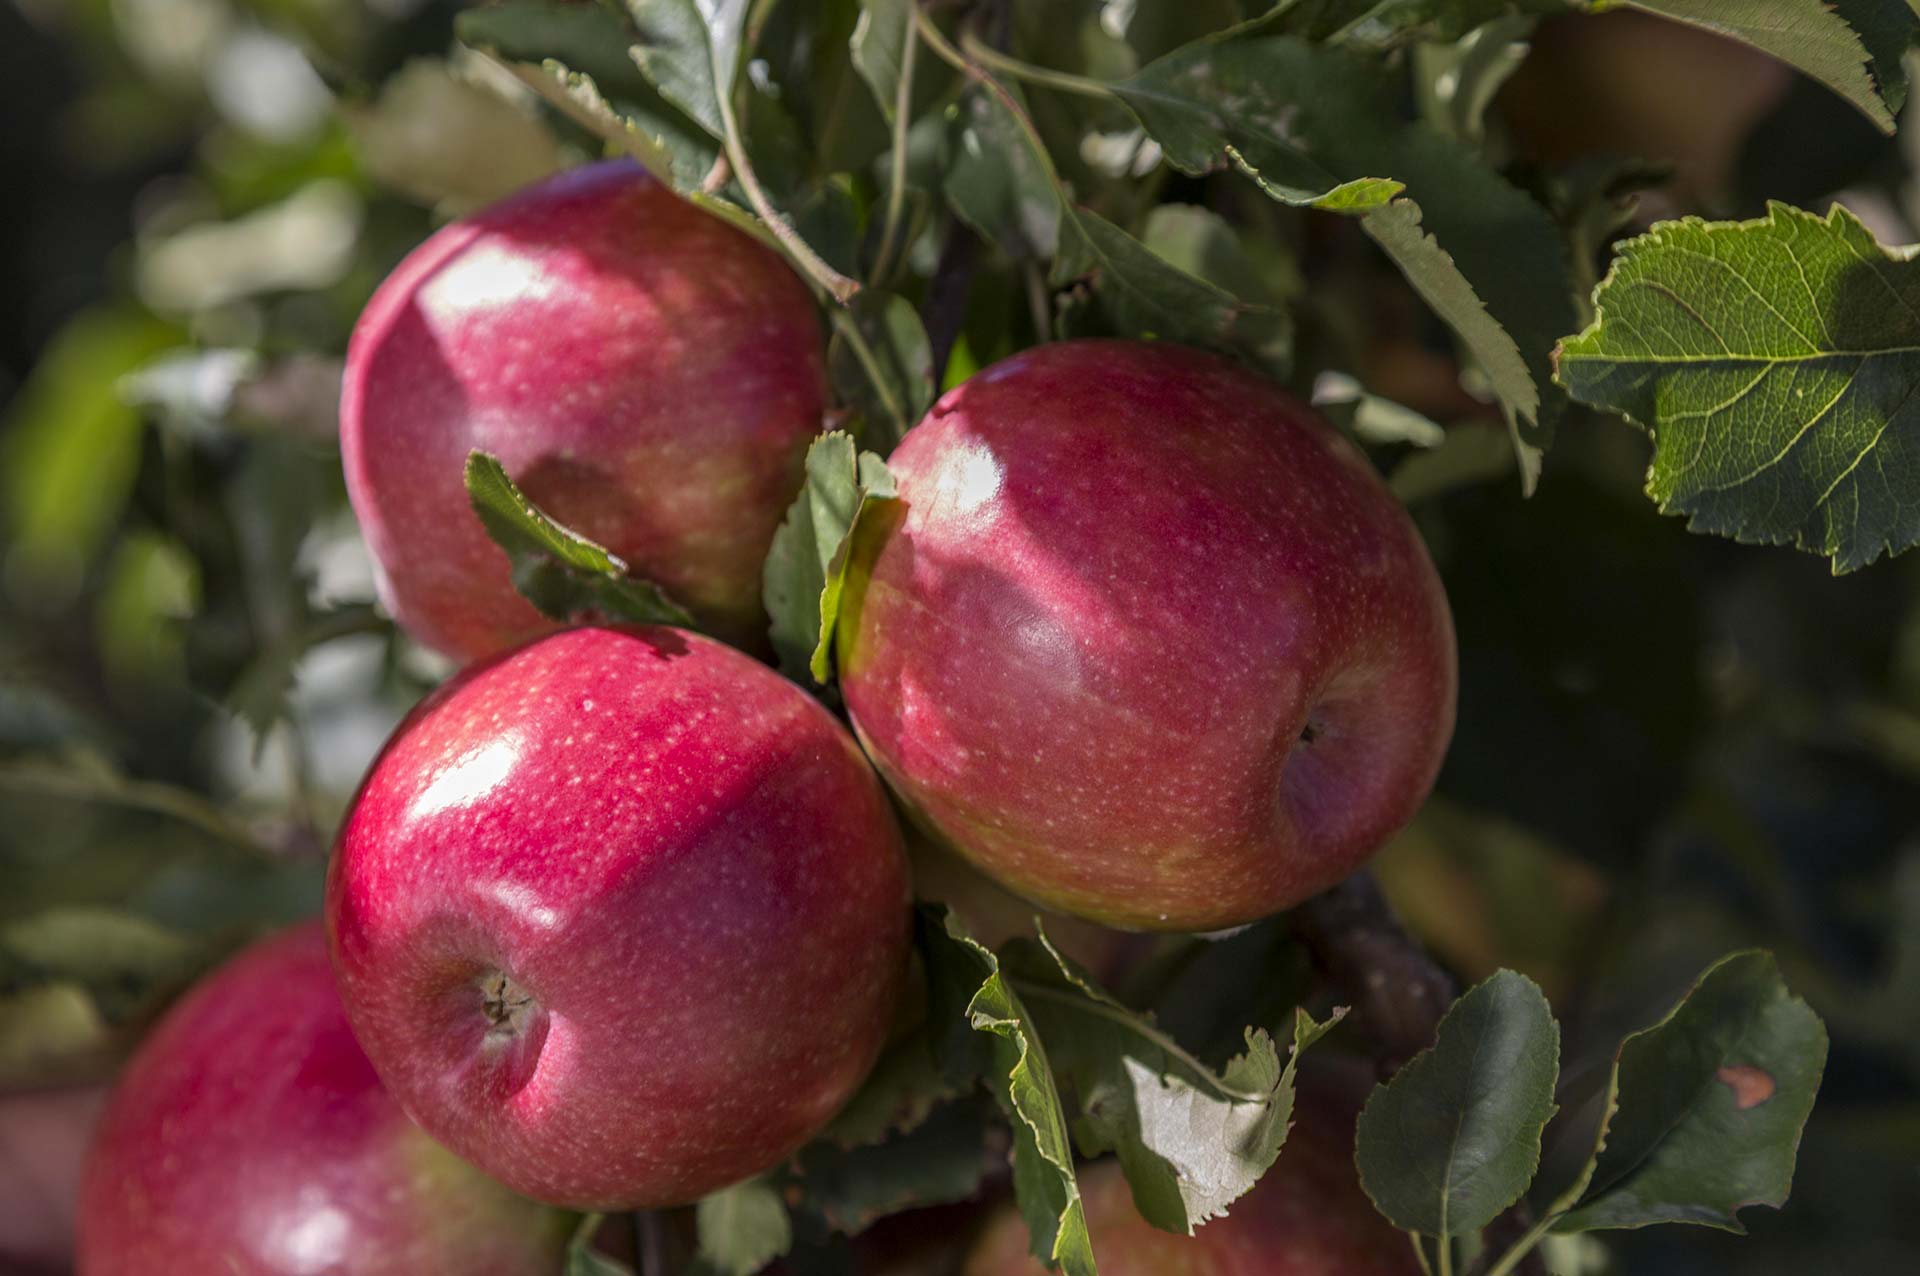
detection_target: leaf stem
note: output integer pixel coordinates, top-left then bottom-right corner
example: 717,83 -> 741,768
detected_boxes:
1409,1231 -> 1436,1276
958,29 -> 1113,101
1480,1214 -> 1559,1276
868,12 -> 920,285
710,37 -> 859,305
1438,1234 -> 1454,1276
830,307 -> 911,442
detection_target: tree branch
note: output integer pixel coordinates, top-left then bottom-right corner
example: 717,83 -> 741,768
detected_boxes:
1292,871 -> 1548,1276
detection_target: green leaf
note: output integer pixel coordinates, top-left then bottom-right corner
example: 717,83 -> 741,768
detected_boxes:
828,293 -> 935,450
851,0 -> 913,120
1355,970 -> 1560,1237
1553,951 -> 1828,1233
1553,202 -> 1920,572
1115,37 -> 1575,473
1313,372 -> 1447,449
463,451 -> 695,629
1006,932 -> 1342,1234
1140,205 -> 1297,376
820,1025 -> 970,1149
455,0 -> 717,188
762,433 -> 898,684
1413,14 -> 1536,143
1361,199 -> 1538,428
1616,0 -> 1892,133
0,753 -> 270,855
565,1215 -> 636,1276
696,1179 -> 792,1276
944,86 -> 1061,261
920,907 -> 1095,1276
620,0 -> 747,140
1388,423 -> 1516,504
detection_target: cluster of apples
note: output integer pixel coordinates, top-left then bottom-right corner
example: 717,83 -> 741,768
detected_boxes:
76,161 -> 1455,1274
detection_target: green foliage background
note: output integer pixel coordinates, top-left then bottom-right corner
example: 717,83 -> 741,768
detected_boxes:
3,1 -> 1920,1273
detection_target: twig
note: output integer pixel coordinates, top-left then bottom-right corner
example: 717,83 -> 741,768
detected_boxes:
1292,871 -> 1548,1276
1292,870 -> 1454,1073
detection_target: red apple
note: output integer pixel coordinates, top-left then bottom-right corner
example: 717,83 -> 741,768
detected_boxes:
327,625 -> 912,1208
1,1084 -> 105,1273
963,1079 -> 1417,1275
341,159 -> 826,660
838,340 -> 1455,932
76,922 -> 570,1275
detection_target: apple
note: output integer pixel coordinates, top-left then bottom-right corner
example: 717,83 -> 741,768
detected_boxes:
341,159 -> 826,660
327,624 -> 912,1209
837,339 -> 1455,932
963,1075 -> 1417,1275
75,922 -> 570,1275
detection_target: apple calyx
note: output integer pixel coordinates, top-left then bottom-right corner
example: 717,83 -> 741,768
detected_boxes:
480,971 -> 538,1039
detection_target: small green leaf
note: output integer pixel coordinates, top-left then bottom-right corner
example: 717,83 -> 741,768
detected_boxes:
829,292 -> 935,450
762,433 -> 899,684
1553,951 -> 1828,1234
1617,0 -> 1893,132
1007,931 -> 1343,1234
1313,372 -> 1447,449
463,451 -> 694,630
565,1215 -> 635,1276
696,1179 -> 793,1276
820,1027 -> 970,1150
1355,970 -> 1560,1237
1554,202 -> 1920,572
620,0 -> 748,141
1140,205 -> 1297,376
920,907 -> 1095,1276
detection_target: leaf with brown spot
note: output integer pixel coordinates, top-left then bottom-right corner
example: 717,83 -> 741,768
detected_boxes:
1552,951 -> 1828,1234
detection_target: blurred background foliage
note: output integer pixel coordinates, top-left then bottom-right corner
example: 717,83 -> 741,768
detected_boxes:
1,1 -> 1918,1273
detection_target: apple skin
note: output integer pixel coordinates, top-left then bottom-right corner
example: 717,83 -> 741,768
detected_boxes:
963,1080 -> 1418,1276
837,340 -> 1456,931
341,159 -> 826,661
75,922 -> 571,1276
327,625 -> 912,1209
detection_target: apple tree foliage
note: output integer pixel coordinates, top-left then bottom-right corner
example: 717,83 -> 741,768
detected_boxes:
11,0 -> 1920,1273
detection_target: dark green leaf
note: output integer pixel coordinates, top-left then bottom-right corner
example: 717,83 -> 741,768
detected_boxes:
1268,0 -> 1570,48
1831,0 -> 1920,115
1388,423 -> 1516,503
1413,14 -> 1536,143
1115,38 -> 1575,474
1554,202 -> 1920,572
1553,951 -> 1828,1233
1618,0 -> 1892,132
820,1022 -> 970,1149
1355,969 -> 1560,1236
828,292 -> 935,450
1006,932 -> 1342,1234
792,1099 -> 999,1236
1139,205 -> 1296,375
762,433 -> 898,683
696,1179 -> 792,1276
464,451 -> 695,629
920,908 -> 1095,1276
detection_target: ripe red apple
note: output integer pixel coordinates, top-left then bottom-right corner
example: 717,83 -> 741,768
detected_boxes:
327,624 -> 912,1209
341,159 -> 826,660
963,1078 -> 1417,1275
838,340 -> 1455,931
76,922 -> 570,1275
